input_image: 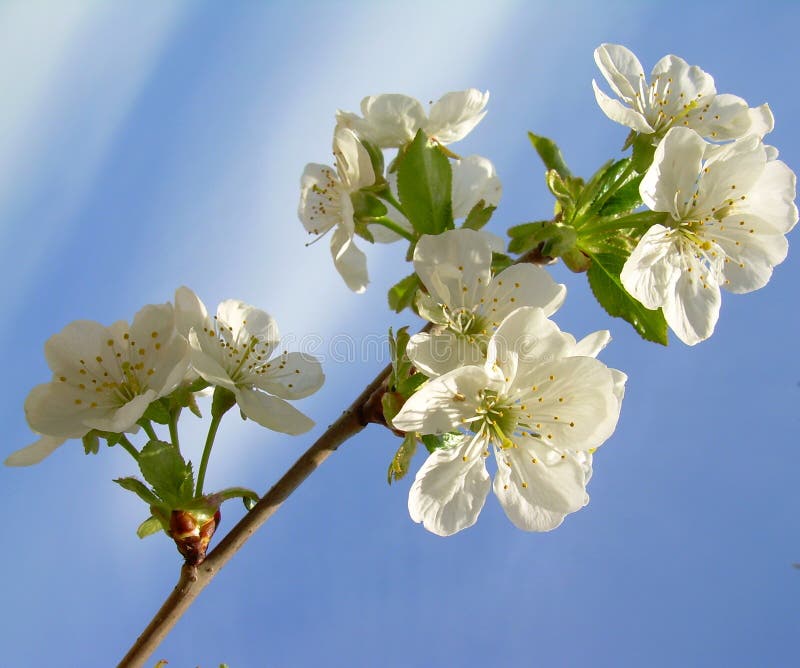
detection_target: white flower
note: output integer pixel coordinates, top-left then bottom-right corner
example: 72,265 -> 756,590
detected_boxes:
592,43 -> 773,144
336,89 -> 489,148
7,303 -> 189,466
298,127 -> 376,293
408,229 -> 566,376
392,307 -> 625,536
621,127 -> 798,345
174,287 -> 323,435
451,155 -> 502,219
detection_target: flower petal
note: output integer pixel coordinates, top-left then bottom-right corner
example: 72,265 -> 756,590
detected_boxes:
85,391 -> 157,433
333,127 -> 375,190
235,387 -> 314,435
592,80 -> 652,133
174,286 -> 210,337
406,331 -> 484,378
330,224 -> 369,294
5,435 -> 67,467
662,254 -> 722,345
25,382 -> 92,439
357,93 -> 426,147
640,127 -> 706,218
413,229 -> 492,309
621,224 -> 680,310
426,89 -> 489,144
742,159 -> 798,234
451,154 -> 502,219
482,263 -> 566,325
593,43 -> 645,102
391,366 -> 488,435
298,163 -> 341,235
715,214 -> 788,293
408,435 -> 491,536
493,445 -> 587,530
249,352 -> 324,399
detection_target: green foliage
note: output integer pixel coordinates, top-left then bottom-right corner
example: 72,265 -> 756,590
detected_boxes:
396,129 -> 454,235
142,398 -> 171,425
136,515 -> 164,539
82,431 -> 100,456
114,476 -> 163,507
421,432 -> 463,454
528,132 -> 572,178
387,273 -> 421,313
462,199 -> 496,230
585,249 -> 668,345
598,174 -> 644,216
138,440 -> 195,507
387,433 -> 418,484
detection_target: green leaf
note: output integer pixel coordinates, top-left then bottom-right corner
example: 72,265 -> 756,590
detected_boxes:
388,273 -> 421,313
136,515 -> 164,539
82,431 -> 100,455
462,200 -> 496,230
491,252 -> 513,274
387,433 -> 418,484
381,392 -> 405,427
528,132 -> 572,178
631,133 -> 657,173
142,398 -> 171,425
585,250 -> 668,345
114,476 -> 162,507
507,221 -> 551,255
138,440 -> 195,507
421,432 -> 463,454
351,190 -> 388,221
396,372 -> 427,398
598,174 -> 644,216
396,129 -> 453,235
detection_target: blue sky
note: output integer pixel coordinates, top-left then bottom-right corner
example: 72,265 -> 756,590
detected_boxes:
2,1 -> 798,666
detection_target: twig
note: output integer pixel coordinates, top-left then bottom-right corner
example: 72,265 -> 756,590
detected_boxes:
118,363 -> 392,667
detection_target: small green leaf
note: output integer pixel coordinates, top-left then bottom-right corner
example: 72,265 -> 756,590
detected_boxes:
388,273 -> 421,313
491,252 -> 513,274
585,250 -> 668,345
82,431 -> 100,455
598,174 -> 644,216
142,399 -> 171,425
381,392 -> 405,427
351,190 -> 388,221
387,433 -> 418,484
138,440 -> 195,507
396,372 -> 427,398
462,200 -> 496,230
528,132 -> 572,178
136,515 -> 164,539
631,134 -> 657,173
396,129 -> 454,235
507,221 -> 551,255
114,476 -> 162,507
421,432 -> 463,454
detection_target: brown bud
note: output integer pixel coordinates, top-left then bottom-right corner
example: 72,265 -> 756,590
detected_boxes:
168,509 -> 221,565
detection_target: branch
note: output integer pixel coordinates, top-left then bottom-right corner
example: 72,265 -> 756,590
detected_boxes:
118,363 -> 392,667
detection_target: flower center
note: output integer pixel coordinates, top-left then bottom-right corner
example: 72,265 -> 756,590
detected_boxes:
444,306 -> 489,344
471,390 -> 536,449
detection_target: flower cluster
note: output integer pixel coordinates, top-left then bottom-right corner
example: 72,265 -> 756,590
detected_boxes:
390,230 -> 625,535
299,89 -> 498,292
593,44 -> 797,344
8,287 -> 324,462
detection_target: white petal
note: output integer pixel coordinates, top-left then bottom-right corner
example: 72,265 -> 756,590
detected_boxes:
519,356 -> 621,452
621,225 -> 680,310
747,103 -> 774,138
493,445 -> 587,530
408,435 -> 491,536
572,330 -> 611,357
187,331 -> 238,391
650,54 -> 715,108
742,160 -> 798,234
640,127 -> 706,218
85,391 -> 157,433
5,435 -> 67,466
451,155 -> 502,219
714,215 -> 788,293
697,136 -> 765,215
593,43 -> 645,102
330,224 -> 369,293
406,331 -> 485,378
662,255 -> 721,345
482,263 -> 566,325
684,93 -> 751,142
592,81 -> 652,133
174,286 -> 210,338
249,352 -> 325,399
358,93 -> 426,147
25,382 -> 93,439
333,126 -> 375,190
425,89 -> 489,144
413,229 -> 492,309
391,366 -> 488,435
235,387 -> 314,435
298,163 -> 342,235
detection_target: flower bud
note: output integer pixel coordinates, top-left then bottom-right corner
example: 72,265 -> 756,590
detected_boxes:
168,508 -> 221,565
